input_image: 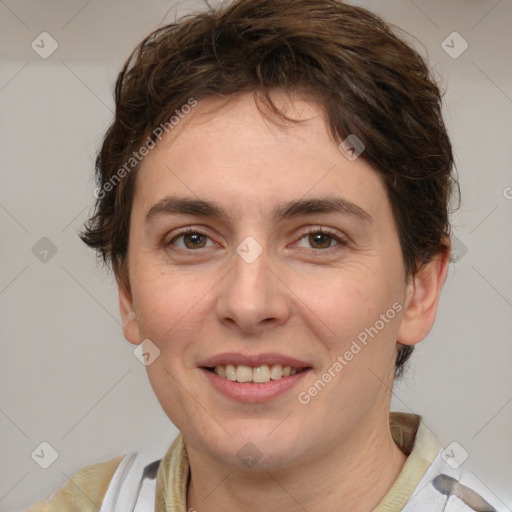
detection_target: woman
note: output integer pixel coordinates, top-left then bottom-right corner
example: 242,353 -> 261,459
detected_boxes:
27,0 -> 505,510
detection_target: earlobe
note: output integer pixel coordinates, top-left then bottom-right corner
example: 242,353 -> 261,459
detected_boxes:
397,244 -> 450,346
117,278 -> 143,346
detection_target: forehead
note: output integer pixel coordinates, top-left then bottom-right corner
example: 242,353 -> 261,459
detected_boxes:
133,93 -> 389,225
154,92 -> 333,162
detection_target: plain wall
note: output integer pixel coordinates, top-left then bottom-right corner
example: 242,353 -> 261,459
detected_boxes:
1,0 -> 511,510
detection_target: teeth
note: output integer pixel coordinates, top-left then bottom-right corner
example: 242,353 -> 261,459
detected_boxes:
253,364 -> 270,383
236,365 -> 253,383
225,364 -> 237,381
212,364 -> 303,383
269,364 -> 283,380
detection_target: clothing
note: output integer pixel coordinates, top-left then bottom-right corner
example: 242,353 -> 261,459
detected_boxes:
25,412 -> 507,511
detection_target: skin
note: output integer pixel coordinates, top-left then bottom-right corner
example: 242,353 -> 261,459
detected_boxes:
118,92 -> 449,512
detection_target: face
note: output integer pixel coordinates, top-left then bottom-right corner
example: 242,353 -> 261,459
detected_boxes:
119,92 -> 442,470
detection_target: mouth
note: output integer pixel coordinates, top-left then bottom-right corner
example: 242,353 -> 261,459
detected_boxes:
198,353 -> 312,402
203,364 -> 309,384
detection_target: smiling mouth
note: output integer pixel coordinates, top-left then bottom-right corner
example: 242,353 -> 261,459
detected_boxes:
204,364 -> 309,383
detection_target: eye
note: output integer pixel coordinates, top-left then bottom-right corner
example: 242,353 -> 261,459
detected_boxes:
295,228 -> 347,250
167,228 -> 216,250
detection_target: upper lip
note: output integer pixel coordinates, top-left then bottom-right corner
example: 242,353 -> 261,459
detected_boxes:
199,352 -> 311,369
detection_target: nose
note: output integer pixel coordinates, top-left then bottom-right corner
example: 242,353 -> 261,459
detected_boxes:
215,240 -> 290,335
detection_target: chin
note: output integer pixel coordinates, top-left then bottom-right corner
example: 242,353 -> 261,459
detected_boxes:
200,422 -> 308,470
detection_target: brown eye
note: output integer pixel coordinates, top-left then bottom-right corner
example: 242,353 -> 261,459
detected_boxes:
167,229 -> 215,250
182,233 -> 207,249
308,232 -> 334,249
295,228 -> 347,251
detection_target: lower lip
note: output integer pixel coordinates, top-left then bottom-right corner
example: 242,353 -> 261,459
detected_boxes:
200,368 -> 311,403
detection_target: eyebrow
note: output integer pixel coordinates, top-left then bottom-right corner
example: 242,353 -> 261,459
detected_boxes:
145,195 -> 373,225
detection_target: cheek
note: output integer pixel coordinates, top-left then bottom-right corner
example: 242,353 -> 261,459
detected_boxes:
131,266 -> 212,350
299,268 -> 385,333
298,266 -> 402,370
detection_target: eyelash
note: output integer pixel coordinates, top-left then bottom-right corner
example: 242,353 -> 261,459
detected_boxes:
297,227 -> 348,250
166,226 -> 348,252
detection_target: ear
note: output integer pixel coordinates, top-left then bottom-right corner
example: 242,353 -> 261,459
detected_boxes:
397,241 -> 450,346
116,274 -> 142,346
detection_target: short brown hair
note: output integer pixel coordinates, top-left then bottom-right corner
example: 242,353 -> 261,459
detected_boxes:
80,0 -> 458,379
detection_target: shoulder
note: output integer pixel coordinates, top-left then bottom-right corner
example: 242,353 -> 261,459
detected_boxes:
25,454 -> 125,512
406,447 -> 509,512
436,469 -> 509,512
394,414 -> 508,512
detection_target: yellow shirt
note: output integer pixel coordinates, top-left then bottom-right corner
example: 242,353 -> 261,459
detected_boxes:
26,412 -> 441,511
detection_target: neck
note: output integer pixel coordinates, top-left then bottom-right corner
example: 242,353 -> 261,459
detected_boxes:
185,413 -> 408,512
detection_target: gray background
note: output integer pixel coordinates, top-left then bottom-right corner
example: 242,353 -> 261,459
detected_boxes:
1,0 -> 511,510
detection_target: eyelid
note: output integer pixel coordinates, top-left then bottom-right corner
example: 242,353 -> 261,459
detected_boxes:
293,226 -> 349,249
166,226 -> 218,249
297,225 -> 346,239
